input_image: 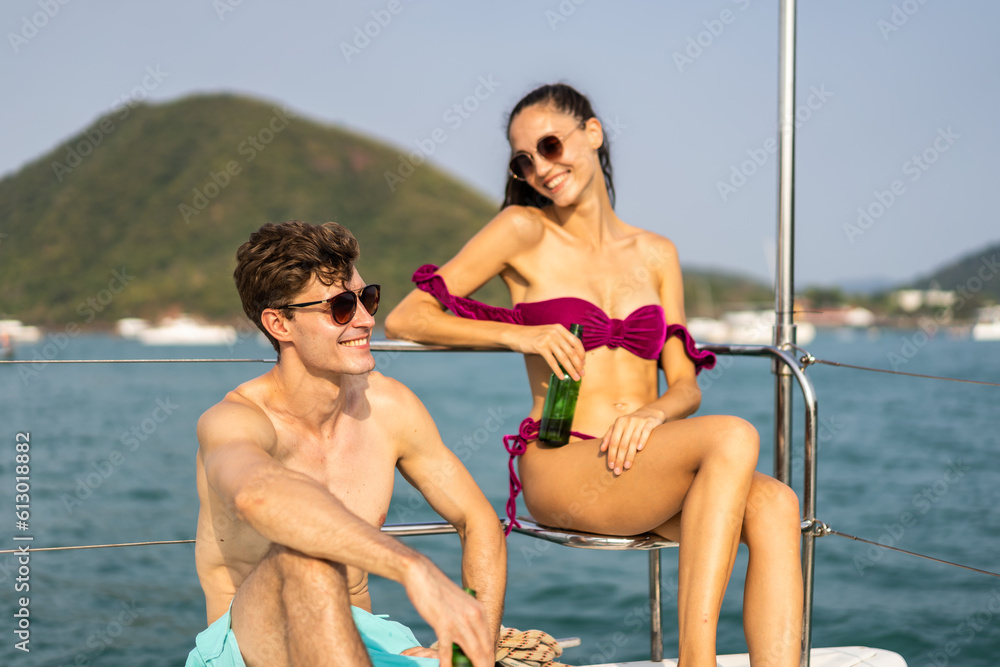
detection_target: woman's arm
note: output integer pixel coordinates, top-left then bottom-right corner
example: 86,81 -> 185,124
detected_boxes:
649,236 -> 703,418
385,208 -> 586,379
600,236 -> 703,474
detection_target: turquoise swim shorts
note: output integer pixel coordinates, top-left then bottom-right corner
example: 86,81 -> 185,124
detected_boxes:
185,604 -> 245,667
351,606 -> 439,666
186,604 -> 437,666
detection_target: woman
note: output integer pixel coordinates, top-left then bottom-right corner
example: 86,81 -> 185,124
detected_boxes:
385,83 -> 802,666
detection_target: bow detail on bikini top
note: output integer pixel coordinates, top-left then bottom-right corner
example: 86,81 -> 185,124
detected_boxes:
412,264 -> 716,372
516,299 -> 666,360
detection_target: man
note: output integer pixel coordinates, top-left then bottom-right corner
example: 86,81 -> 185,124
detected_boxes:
187,221 -> 506,666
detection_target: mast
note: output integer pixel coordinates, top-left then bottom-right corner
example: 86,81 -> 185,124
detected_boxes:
774,0 -> 796,492
774,1 -> 814,665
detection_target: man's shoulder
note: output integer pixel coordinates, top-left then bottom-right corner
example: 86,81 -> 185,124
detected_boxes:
197,381 -> 276,451
364,371 -> 423,413
362,372 -> 436,447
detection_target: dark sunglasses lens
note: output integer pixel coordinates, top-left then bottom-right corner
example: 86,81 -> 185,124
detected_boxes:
360,285 -> 380,316
509,154 -> 531,180
330,286 -> 379,324
330,292 -> 358,325
537,135 -> 564,160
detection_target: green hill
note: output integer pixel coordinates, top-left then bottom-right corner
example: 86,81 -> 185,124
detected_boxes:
909,240 -> 1000,312
0,93 -> 505,326
0,92 -> 781,328
683,267 -> 773,317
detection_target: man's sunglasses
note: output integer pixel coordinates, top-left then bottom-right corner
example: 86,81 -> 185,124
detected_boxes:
508,124 -> 584,181
282,284 -> 380,325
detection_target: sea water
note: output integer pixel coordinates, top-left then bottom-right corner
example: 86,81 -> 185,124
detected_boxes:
0,331 -> 997,666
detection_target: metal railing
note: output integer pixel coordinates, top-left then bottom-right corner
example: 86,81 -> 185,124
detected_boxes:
0,339 -> 819,665
368,340 -> 820,665
700,342 -> 818,667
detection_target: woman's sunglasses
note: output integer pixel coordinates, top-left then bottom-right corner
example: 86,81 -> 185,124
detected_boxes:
282,284 -> 380,325
508,124 -> 584,181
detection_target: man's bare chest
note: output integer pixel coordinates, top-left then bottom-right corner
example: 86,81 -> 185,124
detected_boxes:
275,426 -> 398,527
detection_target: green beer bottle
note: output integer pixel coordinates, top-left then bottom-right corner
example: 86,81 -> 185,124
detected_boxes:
451,587 -> 477,666
538,323 -> 584,445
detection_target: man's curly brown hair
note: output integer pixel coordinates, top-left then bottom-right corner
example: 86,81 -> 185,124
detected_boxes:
234,221 -> 360,353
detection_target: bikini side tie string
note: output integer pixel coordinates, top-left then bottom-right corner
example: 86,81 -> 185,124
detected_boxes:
502,418 -> 537,536
501,418 -> 594,537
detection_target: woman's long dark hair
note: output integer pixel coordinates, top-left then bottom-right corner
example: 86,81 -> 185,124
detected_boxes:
501,83 -> 615,210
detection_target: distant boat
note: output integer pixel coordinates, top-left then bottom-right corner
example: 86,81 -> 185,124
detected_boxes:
115,317 -> 151,339
799,306 -> 877,329
971,306 -> 1000,341
134,315 -> 237,346
688,311 -> 816,346
0,319 -> 42,343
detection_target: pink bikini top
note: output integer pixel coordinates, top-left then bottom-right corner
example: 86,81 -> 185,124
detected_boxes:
412,264 -> 715,373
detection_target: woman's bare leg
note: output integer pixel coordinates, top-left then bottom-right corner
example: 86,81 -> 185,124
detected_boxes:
520,415 -> 761,666
649,418 -> 759,667
627,472 -> 803,667
741,473 -> 803,666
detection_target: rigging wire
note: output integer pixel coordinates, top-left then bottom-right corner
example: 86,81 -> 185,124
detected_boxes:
800,355 -> 1000,388
810,522 -> 1000,579
0,539 -> 195,554
8,525 -> 1000,584
0,358 -> 274,364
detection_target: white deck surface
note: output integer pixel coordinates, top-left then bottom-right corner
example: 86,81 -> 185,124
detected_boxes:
582,645 -> 907,666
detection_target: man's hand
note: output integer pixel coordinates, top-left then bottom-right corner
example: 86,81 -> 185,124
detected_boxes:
402,556 -> 493,667
400,646 -> 439,659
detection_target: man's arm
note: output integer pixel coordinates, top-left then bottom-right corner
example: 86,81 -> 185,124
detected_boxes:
389,382 -> 508,646
199,399 -> 495,667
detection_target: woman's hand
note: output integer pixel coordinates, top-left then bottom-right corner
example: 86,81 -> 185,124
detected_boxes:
600,407 -> 667,475
504,324 -> 585,380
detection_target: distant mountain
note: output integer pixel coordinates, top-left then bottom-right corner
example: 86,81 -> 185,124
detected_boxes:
0,93 -> 799,327
908,240 -> 1000,311
0,93 -> 504,325
830,276 -> 898,296
683,266 -> 773,316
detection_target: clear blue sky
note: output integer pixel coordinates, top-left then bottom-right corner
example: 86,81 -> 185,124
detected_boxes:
3,0 -> 998,289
